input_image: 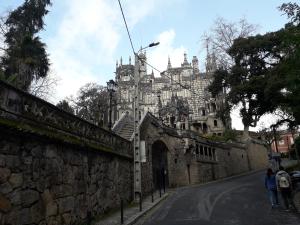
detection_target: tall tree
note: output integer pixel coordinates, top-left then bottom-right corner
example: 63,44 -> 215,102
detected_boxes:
56,99 -> 74,114
1,0 -> 51,91
209,2 -> 300,136
71,83 -> 110,126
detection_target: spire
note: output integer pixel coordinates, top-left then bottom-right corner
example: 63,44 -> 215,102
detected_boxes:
120,57 -> 123,66
167,56 -> 172,69
192,56 -> 199,74
183,52 -> 188,64
181,52 -> 190,67
129,56 -> 131,65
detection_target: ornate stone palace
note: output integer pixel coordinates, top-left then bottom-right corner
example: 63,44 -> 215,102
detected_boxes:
114,52 -> 230,136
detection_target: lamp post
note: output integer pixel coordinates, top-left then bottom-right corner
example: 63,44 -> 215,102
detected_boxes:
133,42 -> 159,203
107,79 -> 117,130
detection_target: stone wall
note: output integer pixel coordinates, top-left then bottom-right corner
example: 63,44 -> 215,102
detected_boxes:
246,139 -> 269,170
0,81 -> 133,225
139,114 -> 268,190
0,129 -> 132,225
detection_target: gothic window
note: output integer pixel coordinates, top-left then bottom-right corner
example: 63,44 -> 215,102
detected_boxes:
211,103 -> 216,112
181,123 -> 185,130
214,120 -> 218,127
202,109 -> 206,116
139,111 -> 141,120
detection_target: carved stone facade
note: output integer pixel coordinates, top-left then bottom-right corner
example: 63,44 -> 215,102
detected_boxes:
115,53 -> 229,136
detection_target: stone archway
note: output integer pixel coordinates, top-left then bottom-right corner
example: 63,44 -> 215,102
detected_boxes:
152,140 -> 169,189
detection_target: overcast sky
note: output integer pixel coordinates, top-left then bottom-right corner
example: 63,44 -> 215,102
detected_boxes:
1,0 -> 290,130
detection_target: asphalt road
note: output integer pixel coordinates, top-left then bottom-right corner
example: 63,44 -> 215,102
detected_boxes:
140,171 -> 300,225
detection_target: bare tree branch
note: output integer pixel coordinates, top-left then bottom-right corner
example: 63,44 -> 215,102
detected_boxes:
202,17 -> 258,69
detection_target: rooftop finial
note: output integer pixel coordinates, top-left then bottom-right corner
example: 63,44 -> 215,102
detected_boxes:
167,56 -> 172,69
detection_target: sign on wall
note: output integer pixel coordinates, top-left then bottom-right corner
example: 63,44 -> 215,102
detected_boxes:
140,140 -> 146,162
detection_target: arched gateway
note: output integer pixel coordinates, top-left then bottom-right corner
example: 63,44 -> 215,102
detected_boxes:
152,140 -> 169,189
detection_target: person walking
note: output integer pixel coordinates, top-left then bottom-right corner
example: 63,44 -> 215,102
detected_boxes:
276,166 -> 296,211
265,168 -> 279,208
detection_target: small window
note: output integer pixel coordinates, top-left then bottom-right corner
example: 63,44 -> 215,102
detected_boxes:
174,158 -> 177,164
228,152 -> 230,156
217,133 -> 222,136
202,109 -> 206,116
214,120 -> 218,127
242,154 -> 244,158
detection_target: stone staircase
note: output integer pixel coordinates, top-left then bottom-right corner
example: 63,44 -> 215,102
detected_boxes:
112,113 -> 134,141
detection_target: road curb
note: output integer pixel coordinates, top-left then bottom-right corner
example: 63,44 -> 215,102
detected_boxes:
125,193 -> 169,225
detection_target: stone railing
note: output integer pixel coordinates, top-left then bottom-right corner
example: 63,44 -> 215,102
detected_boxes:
0,81 -> 132,158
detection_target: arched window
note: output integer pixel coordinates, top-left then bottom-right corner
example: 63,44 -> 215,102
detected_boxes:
202,109 -> 206,116
211,103 -> 216,112
214,120 -> 218,127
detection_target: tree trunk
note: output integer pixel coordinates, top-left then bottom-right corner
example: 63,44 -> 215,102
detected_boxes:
243,125 -> 250,140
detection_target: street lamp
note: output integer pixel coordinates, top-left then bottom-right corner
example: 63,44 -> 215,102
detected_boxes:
107,79 -> 117,130
133,41 -> 159,205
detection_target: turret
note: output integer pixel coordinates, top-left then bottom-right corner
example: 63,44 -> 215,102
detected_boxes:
192,56 -> 199,74
181,52 -> 191,68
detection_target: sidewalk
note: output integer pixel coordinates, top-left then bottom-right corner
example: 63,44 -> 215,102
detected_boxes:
93,190 -> 169,225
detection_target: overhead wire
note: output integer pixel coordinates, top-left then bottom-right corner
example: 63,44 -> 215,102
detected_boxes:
117,0 -> 135,54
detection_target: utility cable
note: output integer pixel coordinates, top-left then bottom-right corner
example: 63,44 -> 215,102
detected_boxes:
117,0 -> 135,54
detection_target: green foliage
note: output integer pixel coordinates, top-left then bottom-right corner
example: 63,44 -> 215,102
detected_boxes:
56,100 -> 74,114
204,129 -> 238,142
73,83 -> 109,126
209,2 -> 300,129
1,0 -> 51,91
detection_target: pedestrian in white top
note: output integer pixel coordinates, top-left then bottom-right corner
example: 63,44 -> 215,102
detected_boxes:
275,166 -> 296,211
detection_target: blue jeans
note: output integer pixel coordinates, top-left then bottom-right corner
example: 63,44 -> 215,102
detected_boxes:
268,189 -> 279,206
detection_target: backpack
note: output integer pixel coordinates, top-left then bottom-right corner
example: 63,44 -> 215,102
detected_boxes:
279,176 -> 290,188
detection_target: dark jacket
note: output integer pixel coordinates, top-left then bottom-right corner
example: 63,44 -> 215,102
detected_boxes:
265,174 -> 277,190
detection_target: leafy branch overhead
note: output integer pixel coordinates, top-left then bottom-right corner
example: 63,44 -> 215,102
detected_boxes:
208,2 -> 300,133
0,0 -> 52,92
